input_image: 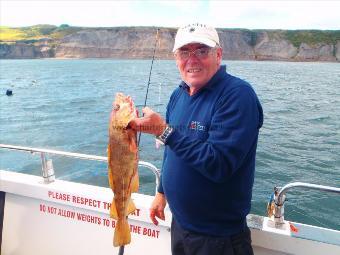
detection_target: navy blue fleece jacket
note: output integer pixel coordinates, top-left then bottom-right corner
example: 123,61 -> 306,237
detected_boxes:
158,65 -> 263,237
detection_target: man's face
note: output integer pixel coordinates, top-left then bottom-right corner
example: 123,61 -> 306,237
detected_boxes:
175,43 -> 222,90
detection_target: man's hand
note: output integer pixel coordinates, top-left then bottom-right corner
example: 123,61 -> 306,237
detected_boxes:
130,107 -> 166,136
150,192 -> 167,226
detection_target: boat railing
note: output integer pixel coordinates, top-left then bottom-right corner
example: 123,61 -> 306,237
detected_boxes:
272,182 -> 340,226
0,143 -> 160,194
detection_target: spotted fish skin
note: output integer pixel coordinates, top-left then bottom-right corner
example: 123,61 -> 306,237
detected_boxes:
108,93 -> 139,247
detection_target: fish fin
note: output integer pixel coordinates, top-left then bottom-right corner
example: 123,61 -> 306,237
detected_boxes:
107,144 -> 111,160
110,199 -> 118,220
127,198 -> 136,215
108,167 -> 114,190
127,129 -> 138,153
129,141 -> 137,153
114,218 -> 131,247
107,145 -> 114,189
130,171 -> 139,193
107,163 -> 115,190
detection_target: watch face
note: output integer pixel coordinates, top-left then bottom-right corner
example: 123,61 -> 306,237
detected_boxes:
155,137 -> 165,146
155,138 -> 164,148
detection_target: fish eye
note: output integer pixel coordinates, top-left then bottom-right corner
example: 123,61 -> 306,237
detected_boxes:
113,104 -> 120,111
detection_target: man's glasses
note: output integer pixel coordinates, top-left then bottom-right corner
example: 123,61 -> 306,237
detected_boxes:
175,47 -> 214,61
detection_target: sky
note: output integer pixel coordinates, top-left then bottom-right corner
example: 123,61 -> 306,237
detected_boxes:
1,0 -> 340,30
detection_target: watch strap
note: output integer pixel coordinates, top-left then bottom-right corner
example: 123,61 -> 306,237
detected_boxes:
156,125 -> 173,145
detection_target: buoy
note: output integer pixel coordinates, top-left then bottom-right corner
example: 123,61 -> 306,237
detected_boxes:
6,89 -> 13,96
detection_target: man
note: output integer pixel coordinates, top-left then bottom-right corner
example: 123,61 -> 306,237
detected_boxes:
130,23 -> 263,255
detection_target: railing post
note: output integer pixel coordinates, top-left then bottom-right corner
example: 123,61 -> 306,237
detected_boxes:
40,152 -> 55,183
274,188 -> 286,226
269,182 -> 340,228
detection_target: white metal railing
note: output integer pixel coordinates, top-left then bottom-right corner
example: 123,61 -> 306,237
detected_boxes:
0,143 -> 160,193
272,182 -> 340,226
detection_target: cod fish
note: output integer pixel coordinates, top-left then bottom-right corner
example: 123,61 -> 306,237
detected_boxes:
108,93 -> 139,247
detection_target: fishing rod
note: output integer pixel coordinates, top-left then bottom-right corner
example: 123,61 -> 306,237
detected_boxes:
118,28 -> 160,255
118,246 -> 124,255
137,28 -> 160,146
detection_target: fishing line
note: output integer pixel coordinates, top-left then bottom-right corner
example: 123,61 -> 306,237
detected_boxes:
137,28 -> 160,147
118,28 -> 159,255
157,82 -> 162,112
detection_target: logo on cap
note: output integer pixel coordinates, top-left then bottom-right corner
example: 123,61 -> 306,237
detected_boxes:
173,23 -> 220,52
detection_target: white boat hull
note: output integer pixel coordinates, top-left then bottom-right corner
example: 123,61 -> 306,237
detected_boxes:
1,170 -> 339,255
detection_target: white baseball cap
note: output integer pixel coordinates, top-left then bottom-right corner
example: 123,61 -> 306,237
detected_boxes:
173,23 -> 220,52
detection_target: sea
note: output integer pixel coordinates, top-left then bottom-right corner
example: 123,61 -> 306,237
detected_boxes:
0,59 -> 339,230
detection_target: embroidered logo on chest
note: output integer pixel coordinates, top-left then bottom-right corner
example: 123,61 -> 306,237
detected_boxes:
189,121 -> 206,131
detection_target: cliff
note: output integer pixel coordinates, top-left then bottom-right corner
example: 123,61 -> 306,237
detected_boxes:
0,26 -> 339,62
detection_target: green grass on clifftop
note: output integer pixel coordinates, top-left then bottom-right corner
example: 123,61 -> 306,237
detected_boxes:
0,24 -> 82,42
284,30 -> 340,47
1,25 -> 339,48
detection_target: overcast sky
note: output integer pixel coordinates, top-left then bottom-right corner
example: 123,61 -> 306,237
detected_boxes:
1,0 -> 340,30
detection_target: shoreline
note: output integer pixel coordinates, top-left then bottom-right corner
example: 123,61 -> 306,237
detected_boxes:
0,57 -> 339,63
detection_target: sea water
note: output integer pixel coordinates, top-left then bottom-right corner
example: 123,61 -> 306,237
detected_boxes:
0,59 -> 339,230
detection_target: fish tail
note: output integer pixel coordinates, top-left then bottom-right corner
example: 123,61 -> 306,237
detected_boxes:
114,218 -> 131,247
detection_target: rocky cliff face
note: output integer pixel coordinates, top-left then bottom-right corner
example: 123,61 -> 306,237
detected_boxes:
335,41 -> 340,61
296,43 -> 336,61
1,27 -> 339,62
0,38 -> 54,58
55,28 -> 176,59
254,32 -> 298,61
219,30 -> 255,60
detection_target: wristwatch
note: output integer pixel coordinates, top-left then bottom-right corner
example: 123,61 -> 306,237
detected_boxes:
156,125 -> 174,145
